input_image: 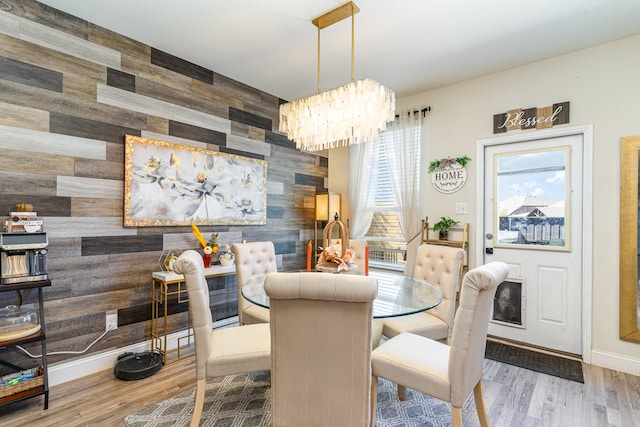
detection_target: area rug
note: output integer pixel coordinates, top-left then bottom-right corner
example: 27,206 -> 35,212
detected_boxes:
124,371 -> 451,427
485,340 -> 584,383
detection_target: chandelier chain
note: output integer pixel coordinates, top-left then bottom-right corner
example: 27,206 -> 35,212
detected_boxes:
317,2 -> 356,93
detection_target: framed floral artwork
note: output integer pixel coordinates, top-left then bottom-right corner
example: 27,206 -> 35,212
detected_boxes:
124,135 -> 267,226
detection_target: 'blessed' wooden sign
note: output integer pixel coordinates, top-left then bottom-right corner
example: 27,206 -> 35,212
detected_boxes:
493,101 -> 569,134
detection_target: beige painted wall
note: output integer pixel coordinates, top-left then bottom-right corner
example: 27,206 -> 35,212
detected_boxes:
330,34 -> 640,373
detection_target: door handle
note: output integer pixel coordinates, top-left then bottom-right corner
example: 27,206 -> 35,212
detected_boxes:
485,233 -> 494,254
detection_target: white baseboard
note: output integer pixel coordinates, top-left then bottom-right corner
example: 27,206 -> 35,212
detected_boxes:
48,338 -> 152,387
48,316 -> 238,387
590,348 -> 640,376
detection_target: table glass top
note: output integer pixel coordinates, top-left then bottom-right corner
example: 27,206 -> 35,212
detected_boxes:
241,272 -> 443,319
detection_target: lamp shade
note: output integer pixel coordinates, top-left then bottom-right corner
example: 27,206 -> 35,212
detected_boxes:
315,192 -> 341,221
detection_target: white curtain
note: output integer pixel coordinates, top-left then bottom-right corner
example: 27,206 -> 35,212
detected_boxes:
349,140 -> 377,239
386,108 -> 425,275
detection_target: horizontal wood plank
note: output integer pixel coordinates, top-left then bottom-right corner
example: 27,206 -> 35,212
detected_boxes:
0,1 -> 320,368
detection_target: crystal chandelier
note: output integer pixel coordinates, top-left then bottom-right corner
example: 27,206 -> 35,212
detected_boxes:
279,2 -> 395,151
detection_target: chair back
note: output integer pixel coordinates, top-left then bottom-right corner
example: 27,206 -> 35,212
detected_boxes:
349,239 -> 368,275
413,244 -> 465,338
265,272 -> 377,427
448,261 -> 509,406
231,241 -> 277,324
173,250 -> 213,381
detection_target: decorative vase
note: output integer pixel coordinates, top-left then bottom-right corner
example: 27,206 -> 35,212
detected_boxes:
439,230 -> 449,240
220,253 -> 235,267
202,253 -> 212,268
219,244 -> 235,267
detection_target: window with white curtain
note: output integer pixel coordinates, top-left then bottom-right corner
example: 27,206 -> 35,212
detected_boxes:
363,125 -> 421,268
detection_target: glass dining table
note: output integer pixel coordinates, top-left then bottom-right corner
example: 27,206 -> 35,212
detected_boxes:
241,272 -> 444,319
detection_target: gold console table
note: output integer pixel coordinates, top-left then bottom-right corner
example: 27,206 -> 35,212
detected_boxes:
151,265 -> 236,364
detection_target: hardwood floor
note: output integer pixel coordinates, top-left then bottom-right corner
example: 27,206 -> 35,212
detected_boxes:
0,356 -> 197,426
465,359 -> 640,427
1,269 -> 638,426
1,350 -> 639,426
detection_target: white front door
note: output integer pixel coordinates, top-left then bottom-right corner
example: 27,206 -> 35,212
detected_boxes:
480,130 -> 586,355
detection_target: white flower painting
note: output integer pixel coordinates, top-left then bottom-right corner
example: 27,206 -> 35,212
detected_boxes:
124,136 -> 266,226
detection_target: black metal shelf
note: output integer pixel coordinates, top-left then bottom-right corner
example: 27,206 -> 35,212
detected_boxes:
0,279 -> 50,410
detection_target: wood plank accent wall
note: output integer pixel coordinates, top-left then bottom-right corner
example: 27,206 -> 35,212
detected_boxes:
0,0 -> 325,366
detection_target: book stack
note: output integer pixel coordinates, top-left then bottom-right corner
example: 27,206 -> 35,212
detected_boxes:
4,211 -> 44,233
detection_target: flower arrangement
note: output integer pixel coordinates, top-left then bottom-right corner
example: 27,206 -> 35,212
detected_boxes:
191,223 -> 219,254
206,233 -> 219,254
317,240 -> 354,272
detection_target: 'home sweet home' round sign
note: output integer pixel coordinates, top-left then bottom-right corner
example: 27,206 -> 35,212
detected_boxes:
429,157 -> 470,194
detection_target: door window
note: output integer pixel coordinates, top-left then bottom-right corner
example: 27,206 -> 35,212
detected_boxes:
494,146 -> 571,251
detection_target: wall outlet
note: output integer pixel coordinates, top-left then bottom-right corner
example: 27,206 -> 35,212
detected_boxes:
106,312 -> 118,331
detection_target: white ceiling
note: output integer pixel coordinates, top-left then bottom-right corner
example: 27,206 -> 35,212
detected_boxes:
39,0 -> 640,102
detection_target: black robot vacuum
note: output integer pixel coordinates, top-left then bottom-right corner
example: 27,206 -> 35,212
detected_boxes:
114,350 -> 163,380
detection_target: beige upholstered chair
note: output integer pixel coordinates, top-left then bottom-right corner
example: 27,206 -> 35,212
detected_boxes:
231,241 -> 277,325
327,238 -> 384,348
371,261 -> 509,427
382,244 -> 465,342
322,238 -> 381,348
265,272 -> 377,427
173,250 -> 271,427
349,239 -> 368,275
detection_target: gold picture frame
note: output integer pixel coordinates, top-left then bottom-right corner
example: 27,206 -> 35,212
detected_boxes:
620,135 -> 640,343
124,135 -> 267,226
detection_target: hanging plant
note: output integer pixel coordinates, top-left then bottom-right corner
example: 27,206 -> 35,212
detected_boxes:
428,155 -> 471,173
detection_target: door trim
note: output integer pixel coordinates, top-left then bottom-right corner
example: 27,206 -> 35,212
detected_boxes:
475,124 -> 593,362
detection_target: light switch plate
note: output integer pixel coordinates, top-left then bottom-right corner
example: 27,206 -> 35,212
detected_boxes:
455,202 -> 468,214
